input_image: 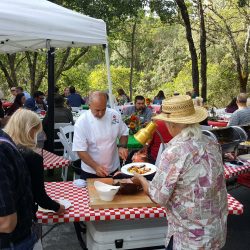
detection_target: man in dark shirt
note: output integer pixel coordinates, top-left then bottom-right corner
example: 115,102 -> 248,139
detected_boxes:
123,95 -> 152,125
24,90 -> 47,113
0,129 -> 36,249
67,86 -> 85,107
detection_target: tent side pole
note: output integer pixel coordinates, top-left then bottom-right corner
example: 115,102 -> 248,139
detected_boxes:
47,47 -> 55,152
104,44 -> 113,108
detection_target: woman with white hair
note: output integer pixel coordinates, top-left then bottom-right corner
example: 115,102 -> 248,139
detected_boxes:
133,95 -> 228,250
4,109 -> 65,219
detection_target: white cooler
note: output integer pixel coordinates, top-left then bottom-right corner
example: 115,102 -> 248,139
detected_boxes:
86,218 -> 167,250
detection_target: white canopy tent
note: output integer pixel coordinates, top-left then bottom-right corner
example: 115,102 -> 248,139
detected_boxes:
0,0 -> 113,151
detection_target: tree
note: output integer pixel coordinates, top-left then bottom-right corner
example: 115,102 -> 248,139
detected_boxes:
198,0 -> 208,102
0,47 -> 89,94
175,0 -> 200,95
207,0 -> 250,92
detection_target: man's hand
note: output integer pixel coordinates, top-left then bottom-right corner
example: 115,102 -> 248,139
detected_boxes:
95,165 -> 108,177
118,147 -> 128,161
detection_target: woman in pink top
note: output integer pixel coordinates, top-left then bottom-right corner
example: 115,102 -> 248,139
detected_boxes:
133,95 -> 228,250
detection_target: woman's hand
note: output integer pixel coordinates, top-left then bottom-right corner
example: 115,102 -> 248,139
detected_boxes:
132,173 -> 149,195
56,204 -> 66,215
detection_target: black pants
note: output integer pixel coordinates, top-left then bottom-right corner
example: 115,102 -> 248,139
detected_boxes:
80,169 -> 119,180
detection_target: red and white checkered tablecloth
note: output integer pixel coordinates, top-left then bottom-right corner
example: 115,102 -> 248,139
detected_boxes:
227,193 -> 244,215
224,162 -> 250,179
36,182 -> 243,224
38,149 -> 70,170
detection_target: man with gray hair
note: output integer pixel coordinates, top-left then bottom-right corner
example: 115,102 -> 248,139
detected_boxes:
228,93 -> 250,126
73,91 -> 129,179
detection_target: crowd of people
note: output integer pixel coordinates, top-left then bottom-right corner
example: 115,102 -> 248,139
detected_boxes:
1,84 -> 248,249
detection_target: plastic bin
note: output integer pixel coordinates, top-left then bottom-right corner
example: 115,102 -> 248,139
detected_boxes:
86,218 -> 167,250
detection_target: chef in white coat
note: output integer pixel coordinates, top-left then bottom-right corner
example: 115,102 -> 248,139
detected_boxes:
72,91 -> 129,179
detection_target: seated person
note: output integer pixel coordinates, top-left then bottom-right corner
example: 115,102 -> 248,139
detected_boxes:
67,86 -> 85,107
24,90 -> 47,112
43,94 -> 74,152
228,93 -> 250,126
225,97 -> 238,113
123,95 -> 152,125
153,90 -> 165,105
5,93 -> 26,116
148,120 -> 172,163
116,88 -> 130,105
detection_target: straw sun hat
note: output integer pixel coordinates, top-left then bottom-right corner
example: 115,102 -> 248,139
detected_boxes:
153,95 -> 208,124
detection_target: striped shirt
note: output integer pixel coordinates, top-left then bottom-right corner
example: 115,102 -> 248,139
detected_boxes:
228,107 -> 250,126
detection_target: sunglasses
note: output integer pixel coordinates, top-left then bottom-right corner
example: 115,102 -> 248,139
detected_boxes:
11,89 -> 16,92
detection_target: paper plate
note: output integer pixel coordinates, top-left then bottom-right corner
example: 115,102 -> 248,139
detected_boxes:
121,162 -> 156,176
38,199 -> 71,213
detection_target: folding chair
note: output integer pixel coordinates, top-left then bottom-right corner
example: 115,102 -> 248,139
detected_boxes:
57,132 -> 80,180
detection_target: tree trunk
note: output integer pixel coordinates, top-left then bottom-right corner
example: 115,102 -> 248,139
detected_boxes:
198,0 -> 207,102
176,0 -> 199,95
129,21 -> 137,101
239,76 -> 248,93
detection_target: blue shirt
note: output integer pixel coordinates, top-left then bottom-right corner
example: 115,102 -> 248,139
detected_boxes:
67,93 -> 85,107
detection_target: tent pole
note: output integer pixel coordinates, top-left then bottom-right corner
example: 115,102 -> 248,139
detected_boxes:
47,45 -> 55,152
104,44 -> 113,108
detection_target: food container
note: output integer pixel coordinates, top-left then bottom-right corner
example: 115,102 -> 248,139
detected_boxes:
113,179 -> 142,195
94,181 -> 120,201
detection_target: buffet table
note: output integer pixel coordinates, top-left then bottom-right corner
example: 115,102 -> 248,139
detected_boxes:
36,182 -> 243,224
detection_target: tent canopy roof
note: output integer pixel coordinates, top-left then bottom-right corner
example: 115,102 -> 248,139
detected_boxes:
0,0 -> 107,54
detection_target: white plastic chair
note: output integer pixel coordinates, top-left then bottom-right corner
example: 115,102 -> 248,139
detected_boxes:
59,124 -> 74,144
54,122 -> 72,148
155,143 -> 168,167
57,132 -> 80,180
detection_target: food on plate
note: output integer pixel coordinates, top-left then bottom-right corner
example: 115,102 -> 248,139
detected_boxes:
240,141 -> 250,146
113,179 -> 142,195
127,164 -> 151,175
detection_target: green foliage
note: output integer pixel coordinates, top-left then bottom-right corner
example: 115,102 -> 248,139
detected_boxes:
58,63 -> 90,96
88,65 -> 139,94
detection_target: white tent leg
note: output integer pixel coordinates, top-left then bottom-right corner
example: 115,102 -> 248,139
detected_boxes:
104,44 -> 114,108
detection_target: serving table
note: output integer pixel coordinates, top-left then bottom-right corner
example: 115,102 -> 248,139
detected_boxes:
36,181 -> 243,224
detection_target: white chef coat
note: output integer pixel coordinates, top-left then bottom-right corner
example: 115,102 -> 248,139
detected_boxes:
72,108 -> 129,174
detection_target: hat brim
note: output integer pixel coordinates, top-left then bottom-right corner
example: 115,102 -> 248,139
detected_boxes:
152,106 -> 208,124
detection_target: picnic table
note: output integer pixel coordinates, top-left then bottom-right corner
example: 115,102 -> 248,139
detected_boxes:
37,149 -> 70,171
224,162 -> 250,179
36,181 -> 243,224
207,120 -> 228,127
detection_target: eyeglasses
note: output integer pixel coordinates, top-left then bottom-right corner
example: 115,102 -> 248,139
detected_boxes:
11,89 -> 16,92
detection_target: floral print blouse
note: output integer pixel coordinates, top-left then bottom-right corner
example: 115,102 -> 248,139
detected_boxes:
149,133 -> 228,250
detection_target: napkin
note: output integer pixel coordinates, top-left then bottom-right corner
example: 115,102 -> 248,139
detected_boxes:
73,179 -> 86,188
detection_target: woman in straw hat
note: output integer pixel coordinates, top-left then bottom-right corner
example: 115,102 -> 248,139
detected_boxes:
133,95 -> 228,250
